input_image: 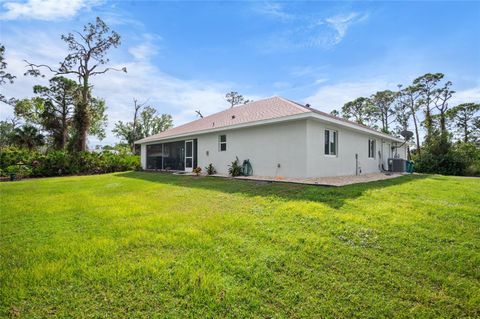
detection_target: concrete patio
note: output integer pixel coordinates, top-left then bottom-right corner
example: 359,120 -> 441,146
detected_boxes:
170,171 -> 407,187
233,172 -> 406,186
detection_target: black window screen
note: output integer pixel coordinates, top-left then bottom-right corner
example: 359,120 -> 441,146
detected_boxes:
163,141 -> 185,171
324,130 -> 329,154
146,144 -> 163,169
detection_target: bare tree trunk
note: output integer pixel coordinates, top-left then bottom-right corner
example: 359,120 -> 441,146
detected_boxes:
464,118 -> 468,143
412,112 -> 421,154
61,93 -> 68,150
440,111 -> 446,135
131,98 -> 141,153
75,76 -> 90,152
61,111 -> 67,150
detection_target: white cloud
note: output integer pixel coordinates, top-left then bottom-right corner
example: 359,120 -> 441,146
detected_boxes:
0,0 -> 102,21
128,34 -> 162,61
254,2 -> 293,21
450,86 -> 480,105
256,9 -> 369,52
325,12 -> 368,45
304,80 -> 397,112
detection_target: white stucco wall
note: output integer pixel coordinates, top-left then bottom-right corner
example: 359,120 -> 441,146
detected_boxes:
139,118 -> 407,178
140,144 -> 147,168
305,119 -> 407,177
197,119 -> 308,178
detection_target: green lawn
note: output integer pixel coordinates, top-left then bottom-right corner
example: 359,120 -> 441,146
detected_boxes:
1,172 -> 479,318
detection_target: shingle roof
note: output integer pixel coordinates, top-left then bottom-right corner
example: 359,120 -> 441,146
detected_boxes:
136,96 -> 309,143
136,96 -> 401,143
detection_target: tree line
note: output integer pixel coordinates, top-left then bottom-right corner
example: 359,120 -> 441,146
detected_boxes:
0,17 -> 173,154
330,74 -> 479,175
332,73 -> 479,153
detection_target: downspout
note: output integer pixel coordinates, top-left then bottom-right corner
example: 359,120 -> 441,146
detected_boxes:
355,153 -> 359,176
380,139 -> 384,171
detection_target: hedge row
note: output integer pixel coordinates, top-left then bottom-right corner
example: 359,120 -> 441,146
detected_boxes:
0,147 -> 140,178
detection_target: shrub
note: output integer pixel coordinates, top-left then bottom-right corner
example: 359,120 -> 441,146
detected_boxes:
414,137 -> 480,176
205,163 -> 216,175
454,142 -> 480,176
192,166 -> 202,176
5,164 -> 32,180
228,157 -> 242,177
0,147 -> 140,179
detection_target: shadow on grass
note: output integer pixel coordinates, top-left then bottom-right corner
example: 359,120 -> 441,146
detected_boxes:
116,171 -> 428,209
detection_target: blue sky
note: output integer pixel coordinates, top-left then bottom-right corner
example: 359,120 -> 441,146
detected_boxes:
1,0 -> 479,146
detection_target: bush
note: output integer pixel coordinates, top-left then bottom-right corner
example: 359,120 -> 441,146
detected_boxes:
454,142 -> 480,176
228,157 -> 242,177
192,166 -> 202,176
414,138 -> 480,176
205,163 -> 216,175
0,147 -> 140,178
5,164 -> 32,180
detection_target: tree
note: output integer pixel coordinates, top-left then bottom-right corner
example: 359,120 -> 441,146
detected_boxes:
12,125 -> 45,151
14,79 -> 107,150
330,109 -> 340,117
88,97 -> 108,141
13,98 -> 45,126
31,77 -> 78,149
413,73 -> 444,142
433,81 -> 454,135
137,106 -> 173,138
113,98 -> 146,153
341,97 -> 377,127
0,119 -> 17,148
0,44 -> 16,104
370,90 -> 397,133
113,104 -> 173,152
132,98 -> 144,149
446,103 -> 480,143
397,85 -> 422,153
225,91 -> 251,108
25,17 -> 126,151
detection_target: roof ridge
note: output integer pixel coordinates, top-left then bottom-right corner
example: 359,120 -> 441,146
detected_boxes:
276,96 -> 314,113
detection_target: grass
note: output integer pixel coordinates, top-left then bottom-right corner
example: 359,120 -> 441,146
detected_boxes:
0,172 -> 479,318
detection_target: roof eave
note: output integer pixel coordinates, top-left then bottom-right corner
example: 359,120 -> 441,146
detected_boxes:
135,112 -> 404,144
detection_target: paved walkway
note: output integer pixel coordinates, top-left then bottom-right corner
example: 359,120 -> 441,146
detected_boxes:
233,172 -> 405,186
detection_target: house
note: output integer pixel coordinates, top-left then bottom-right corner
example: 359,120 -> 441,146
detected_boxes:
135,96 -> 407,178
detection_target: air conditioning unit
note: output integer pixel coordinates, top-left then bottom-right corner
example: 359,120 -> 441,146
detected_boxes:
388,158 -> 406,172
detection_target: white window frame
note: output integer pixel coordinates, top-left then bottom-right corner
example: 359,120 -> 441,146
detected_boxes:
324,129 -> 338,157
368,139 -> 376,159
219,135 -> 227,152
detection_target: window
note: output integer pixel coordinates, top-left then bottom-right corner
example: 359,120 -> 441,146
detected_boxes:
368,139 -> 376,158
219,135 -> 227,151
324,129 -> 337,156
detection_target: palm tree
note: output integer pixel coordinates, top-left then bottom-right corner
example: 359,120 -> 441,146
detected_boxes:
12,125 -> 45,151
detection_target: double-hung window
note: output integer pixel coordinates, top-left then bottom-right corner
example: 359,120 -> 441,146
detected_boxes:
219,135 -> 227,151
368,139 -> 376,158
324,129 -> 337,156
